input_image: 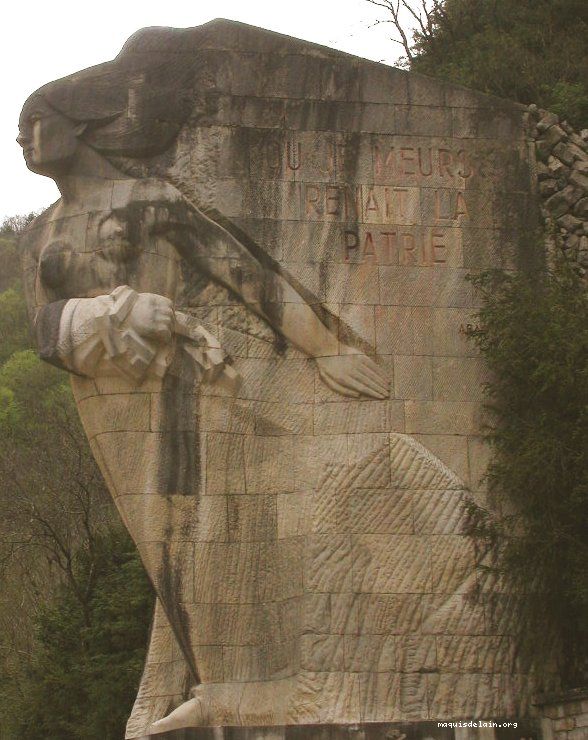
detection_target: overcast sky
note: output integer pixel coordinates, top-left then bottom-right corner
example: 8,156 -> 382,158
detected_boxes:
0,0 -> 412,221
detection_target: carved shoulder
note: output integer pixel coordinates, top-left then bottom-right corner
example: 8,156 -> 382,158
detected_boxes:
19,203 -> 58,258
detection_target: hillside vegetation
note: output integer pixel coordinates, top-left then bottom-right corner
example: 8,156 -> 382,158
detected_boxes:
0,221 -> 152,739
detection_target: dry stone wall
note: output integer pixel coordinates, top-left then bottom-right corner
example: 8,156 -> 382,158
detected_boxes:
529,105 -> 588,272
537,689 -> 588,740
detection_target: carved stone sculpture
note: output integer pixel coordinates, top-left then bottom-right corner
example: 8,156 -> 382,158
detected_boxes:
18,20 -> 541,738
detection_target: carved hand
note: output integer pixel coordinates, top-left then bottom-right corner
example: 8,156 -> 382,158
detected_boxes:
316,350 -> 390,399
126,293 -> 174,344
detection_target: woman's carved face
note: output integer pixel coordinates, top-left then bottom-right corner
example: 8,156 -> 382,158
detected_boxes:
17,96 -> 84,177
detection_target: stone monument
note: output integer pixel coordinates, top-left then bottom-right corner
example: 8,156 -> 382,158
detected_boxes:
18,20 -> 544,739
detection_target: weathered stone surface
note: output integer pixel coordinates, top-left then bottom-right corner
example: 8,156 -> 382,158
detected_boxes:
545,186 -> 583,217
17,18 -> 544,739
536,160 -> 552,180
553,141 -> 577,166
564,234 -> 580,253
536,111 -> 560,132
548,154 -> 570,178
557,213 -> 584,232
536,688 -> 588,740
539,179 -> 558,198
570,169 -> 588,190
536,126 -> 566,160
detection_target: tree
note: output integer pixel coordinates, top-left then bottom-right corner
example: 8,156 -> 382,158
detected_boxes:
465,254 -> 588,687
0,287 -> 30,365
0,349 -> 113,625
367,0 -> 588,127
0,212 -> 38,292
365,2 -> 588,683
1,529 -> 153,740
0,224 -> 153,736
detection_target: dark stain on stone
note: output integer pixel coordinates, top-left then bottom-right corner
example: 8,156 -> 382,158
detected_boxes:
113,195 -> 375,355
34,299 -> 70,372
160,345 -> 200,496
157,541 -> 200,685
38,240 -> 73,293
180,259 -> 213,306
206,208 -> 375,356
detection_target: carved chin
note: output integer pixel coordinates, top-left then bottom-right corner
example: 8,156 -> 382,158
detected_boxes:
25,153 -> 73,177
24,158 -> 52,176
22,151 -> 37,168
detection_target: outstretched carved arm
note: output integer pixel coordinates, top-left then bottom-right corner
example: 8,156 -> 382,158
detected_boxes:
160,198 -> 390,399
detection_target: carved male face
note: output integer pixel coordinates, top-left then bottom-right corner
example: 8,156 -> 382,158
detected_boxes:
17,96 -> 84,177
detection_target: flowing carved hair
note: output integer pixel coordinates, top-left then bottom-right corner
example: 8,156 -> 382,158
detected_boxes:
19,26 -> 217,163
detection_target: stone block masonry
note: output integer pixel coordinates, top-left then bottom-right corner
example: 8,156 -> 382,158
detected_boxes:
17,18 -> 565,739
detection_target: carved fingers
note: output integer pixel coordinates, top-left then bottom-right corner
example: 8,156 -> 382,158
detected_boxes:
316,352 -> 390,399
151,296 -> 174,343
127,293 -> 174,343
319,372 -> 361,398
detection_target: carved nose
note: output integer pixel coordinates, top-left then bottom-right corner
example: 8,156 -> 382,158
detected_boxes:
16,132 -> 28,147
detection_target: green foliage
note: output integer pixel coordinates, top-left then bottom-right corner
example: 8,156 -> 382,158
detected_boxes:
548,82 -> 588,127
466,254 -> 588,686
5,528 -> 153,740
0,234 -> 22,292
0,349 -> 71,439
0,230 -> 33,362
0,286 -> 31,364
0,224 -> 153,736
410,0 -> 588,127
0,213 -> 38,237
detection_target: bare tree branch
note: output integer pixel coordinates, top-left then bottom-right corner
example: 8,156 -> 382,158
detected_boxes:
365,0 -> 416,60
399,0 -> 429,39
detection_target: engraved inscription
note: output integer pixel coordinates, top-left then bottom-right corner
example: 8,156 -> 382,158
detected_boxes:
343,227 -> 450,266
